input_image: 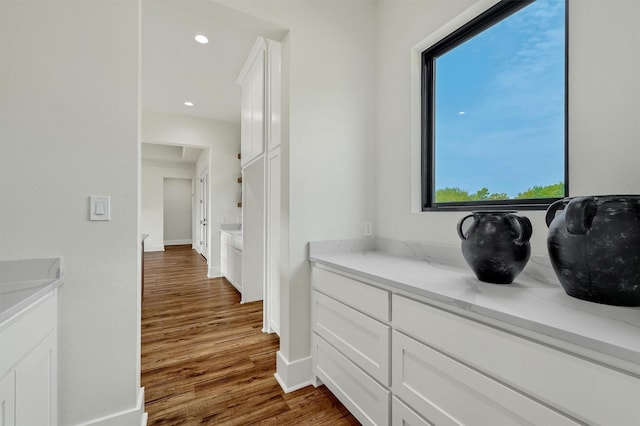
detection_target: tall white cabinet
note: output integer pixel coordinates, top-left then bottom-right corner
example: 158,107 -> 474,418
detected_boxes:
236,37 -> 282,334
238,39 -> 265,168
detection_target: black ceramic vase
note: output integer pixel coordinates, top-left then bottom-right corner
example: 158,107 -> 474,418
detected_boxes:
457,211 -> 532,284
545,195 -> 640,306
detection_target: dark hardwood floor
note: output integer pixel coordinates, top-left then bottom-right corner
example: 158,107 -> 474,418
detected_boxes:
142,245 -> 359,425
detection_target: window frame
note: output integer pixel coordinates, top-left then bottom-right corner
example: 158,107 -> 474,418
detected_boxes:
421,0 -> 569,212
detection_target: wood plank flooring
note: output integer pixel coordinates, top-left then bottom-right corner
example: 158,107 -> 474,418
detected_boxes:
142,245 -> 360,425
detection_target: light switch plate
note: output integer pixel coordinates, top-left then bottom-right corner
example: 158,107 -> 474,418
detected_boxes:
364,221 -> 373,237
90,196 -> 111,221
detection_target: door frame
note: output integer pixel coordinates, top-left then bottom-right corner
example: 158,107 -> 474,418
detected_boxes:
197,169 -> 209,260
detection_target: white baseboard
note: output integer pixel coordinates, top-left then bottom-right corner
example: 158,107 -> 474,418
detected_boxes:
208,266 -> 222,278
274,352 -> 313,393
144,244 -> 164,252
164,239 -> 192,246
76,387 -> 146,426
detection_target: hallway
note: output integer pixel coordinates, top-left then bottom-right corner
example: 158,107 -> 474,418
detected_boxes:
141,245 -> 359,425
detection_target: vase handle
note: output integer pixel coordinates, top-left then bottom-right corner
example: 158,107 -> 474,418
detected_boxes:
515,216 -> 533,243
565,196 -> 597,235
545,198 -> 566,228
457,214 -> 474,240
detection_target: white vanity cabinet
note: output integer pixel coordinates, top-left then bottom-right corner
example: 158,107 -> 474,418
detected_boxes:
1,289 -> 58,426
310,262 -> 640,426
220,230 -> 243,293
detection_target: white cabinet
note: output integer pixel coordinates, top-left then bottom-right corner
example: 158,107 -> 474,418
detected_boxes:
237,36 -> 282,324
241,160 -> 265,304
237,37 -> 281,166
311,268 -> 391,425
313,291 -> 390,385
311,264 -> 640,426
392,330 -> 578,426
266,40 -> 281,151
393,294 -> 640,426
15,333 -> 56,426
313,335 -> 390,426
227,247 -> 242,292
220,231 -> 243,294
391,397 -> 431,426
237,39 -> 266,167
0,371 -> 16,426
0,290 -> 57,426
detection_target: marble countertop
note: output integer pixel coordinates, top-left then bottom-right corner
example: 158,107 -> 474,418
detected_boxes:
220,223 -> 242,236
0,258 -> 63,324
308,239 -> 640,366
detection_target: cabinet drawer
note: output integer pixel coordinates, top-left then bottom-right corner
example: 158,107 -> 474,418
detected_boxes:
312,268 -> 389,322
393,295 -> 640,425
313,291 -> 390,385
314,335 -> 390,426
393,331 -> 579,426
392,397 -> 432,426
0,370 -> 16,426
0,292 -> 56,376
228,234 -> 242,251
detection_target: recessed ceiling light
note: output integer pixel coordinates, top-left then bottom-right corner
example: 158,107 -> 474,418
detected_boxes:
184,101 -> 194,107
194,34 -> 208,44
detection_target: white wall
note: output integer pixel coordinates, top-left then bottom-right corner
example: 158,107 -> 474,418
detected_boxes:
141,160 -> 195,250
0,1 -> 143,425
215,0 -> 377,370
374,0 -> 640,256
142,110 -> 241,275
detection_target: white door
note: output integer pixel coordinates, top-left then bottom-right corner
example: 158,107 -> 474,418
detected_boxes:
199,170 -> 208,260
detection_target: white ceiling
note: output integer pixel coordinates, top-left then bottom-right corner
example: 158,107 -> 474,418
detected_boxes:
141,0 -> 286,124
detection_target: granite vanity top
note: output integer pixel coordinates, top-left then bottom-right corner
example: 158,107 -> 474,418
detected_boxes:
308,238 -> 640,366
0,258 -> 63,324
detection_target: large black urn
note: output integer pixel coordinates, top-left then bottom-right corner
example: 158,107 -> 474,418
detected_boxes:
457,211 -> 532,284
546,195 -> 640,306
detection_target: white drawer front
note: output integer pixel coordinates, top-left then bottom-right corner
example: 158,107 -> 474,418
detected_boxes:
313,290 -> 390,385
393,331 -> 579,426
0,293 -> 56,376
312,267 -> 389,322
228,235 -> 242,251
393,295 -> 640,426
314,335 -> 390,426
392,397 -> 433,426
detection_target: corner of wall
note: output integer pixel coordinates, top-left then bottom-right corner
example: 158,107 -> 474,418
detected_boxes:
274,351 -> 313,393
76,387 -> 146,426
208,265 -> 221,278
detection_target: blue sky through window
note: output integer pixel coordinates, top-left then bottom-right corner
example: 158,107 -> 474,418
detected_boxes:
434,0 -> 565,199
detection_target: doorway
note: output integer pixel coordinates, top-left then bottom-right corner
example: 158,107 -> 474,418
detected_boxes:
198,169 -> 209,260
163,177 -> 194,247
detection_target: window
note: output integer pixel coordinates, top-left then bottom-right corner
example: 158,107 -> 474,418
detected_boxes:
422,0 -> 567,210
